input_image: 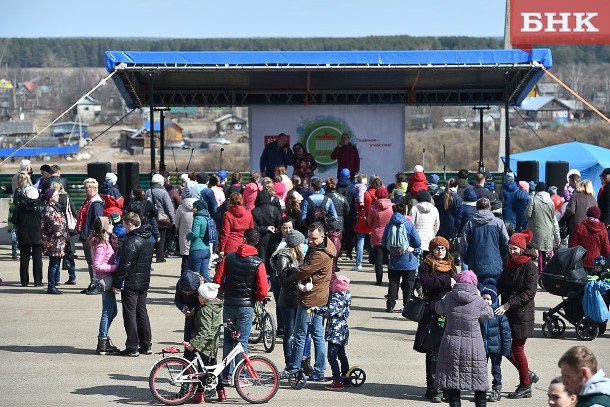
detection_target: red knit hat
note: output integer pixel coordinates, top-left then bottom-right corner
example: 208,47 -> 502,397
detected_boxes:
587,206 -> 601,219
508,230 -> 533,250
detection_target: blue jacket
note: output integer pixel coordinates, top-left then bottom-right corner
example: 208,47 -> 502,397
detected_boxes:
501,181 -> 519,224
434,192 -> 462,240
513,189 -> 531,232
480,307 -> 512,356
460,210 -> 509,281
381,212 -> 421,271
314,289 -> 351,345
301,190 -> 338,222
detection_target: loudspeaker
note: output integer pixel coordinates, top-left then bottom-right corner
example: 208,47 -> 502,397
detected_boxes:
87,162 -> 112,188
546,161 -> 569,195
517,160 -> 539,183
117,162 -> 140,207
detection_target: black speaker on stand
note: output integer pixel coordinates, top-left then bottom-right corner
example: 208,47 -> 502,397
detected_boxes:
87,162 -> 112,188
117,162 -> 140,208
517,160 -> 539,184
546,161 -> 569,195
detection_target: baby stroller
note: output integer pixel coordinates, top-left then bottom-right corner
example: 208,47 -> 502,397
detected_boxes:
540,246 -> 609,341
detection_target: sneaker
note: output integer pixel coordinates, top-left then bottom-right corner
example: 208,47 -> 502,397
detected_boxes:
488,386 -> 502,402
221,376 -> 232,386
47,287 -> 63,295
431,394 -> 443,403
64,280 -> 76,285
324,380 -> 344,391
238,378 -> 253,387
279,369 -> 291,380
139,344 -> 153,355
116,348 -> 139,357
386,306 -> 394,313
86,285 -> 101,295
12,253 -> 19,260
342,379 -> 352,387
309,372 -> 324,382
351,265 -> 362,272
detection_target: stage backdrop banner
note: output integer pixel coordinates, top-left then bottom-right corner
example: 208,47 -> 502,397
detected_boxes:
249,105 -> 404,184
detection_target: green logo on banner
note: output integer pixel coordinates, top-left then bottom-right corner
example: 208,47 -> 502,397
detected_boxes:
298,117 -> 353,172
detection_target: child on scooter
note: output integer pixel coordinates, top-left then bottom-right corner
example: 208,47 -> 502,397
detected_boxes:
312,274 -> 352,391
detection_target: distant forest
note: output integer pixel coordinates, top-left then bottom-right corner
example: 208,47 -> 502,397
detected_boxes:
1,36 -> 610,68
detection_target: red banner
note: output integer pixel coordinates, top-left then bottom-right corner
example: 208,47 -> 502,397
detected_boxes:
511,0 -> 610,45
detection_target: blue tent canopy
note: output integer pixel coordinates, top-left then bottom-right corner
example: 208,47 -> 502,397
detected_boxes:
504,142 -> 610,194
105,49 -> 552,109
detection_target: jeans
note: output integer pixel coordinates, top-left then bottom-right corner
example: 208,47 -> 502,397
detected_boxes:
47,256 -> 62,290
488,353 -> 503,387
280,306 -> 297,366
506,337 -> 530,386
19,243 -> 43,286
99,289 -> 118,338
188,248 -> 211,282
287,304 -> 326,375
327,342 -> 349,381
222,305 -> 254,377
387,269 -> 416,309
121,290 -> 152,351
355,233 -> 365,266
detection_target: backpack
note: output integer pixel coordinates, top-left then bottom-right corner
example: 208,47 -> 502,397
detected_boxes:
204,216 -> 218,244
305,196 -> 328,224
386,222 -> 409,256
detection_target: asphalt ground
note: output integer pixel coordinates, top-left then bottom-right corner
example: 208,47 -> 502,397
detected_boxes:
0,247 -> 608,406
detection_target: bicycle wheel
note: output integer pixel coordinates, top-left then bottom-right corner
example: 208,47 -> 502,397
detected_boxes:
234,355 -> 279,403
149,357 -> 196,405
262,313 -> 276,353
249,312 -> 263,344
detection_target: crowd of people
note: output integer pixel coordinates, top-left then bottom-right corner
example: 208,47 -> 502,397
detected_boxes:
5,153 -> 610,405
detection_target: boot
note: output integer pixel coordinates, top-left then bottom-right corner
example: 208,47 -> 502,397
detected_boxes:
508,384 -> 531,399
192,390 -> 205,404
217,389 -> 226,402
96,338 -> 109,355
487,385 -> 502,402
106,338 -> 120,355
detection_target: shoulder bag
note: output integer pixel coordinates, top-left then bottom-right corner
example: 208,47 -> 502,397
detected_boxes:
420,315 -> 446,353
402,290 -> 426,322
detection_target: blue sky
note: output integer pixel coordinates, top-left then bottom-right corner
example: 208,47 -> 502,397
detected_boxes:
2,1 -> 506,38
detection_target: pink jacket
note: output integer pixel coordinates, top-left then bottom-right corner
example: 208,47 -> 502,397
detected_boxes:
91,240 -> 118,279
367,198 -> 394,246
243,182 -> 262,210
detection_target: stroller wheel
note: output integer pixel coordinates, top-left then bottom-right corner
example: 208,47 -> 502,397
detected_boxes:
542,316 -> 565,338
575,318 -> 598,341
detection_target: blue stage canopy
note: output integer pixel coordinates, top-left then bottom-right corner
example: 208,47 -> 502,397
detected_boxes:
105,49 -> 552,109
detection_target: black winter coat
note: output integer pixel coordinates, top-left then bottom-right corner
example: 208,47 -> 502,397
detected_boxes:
496,258 -> 537,339
251,190 -> 281,261
325,191 -> 349,231
598,184 -> 610,227
113,225 -> 154,291
13,192 -> 42,245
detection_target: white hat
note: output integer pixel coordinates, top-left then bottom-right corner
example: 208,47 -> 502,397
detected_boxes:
151,173 -> 165,184
413,164 -> 424,173
19,159 -> 31,171
180,173 -> 190,182
25,185 -> 39,199
198,283 -> 220,300
566,169 -> 581,182
105,172 -> 118,185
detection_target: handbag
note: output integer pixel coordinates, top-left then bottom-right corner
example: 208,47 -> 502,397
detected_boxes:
420,315 -> 446,353
157,211 -> 171,226
402,291 -> 426,322
65,196 -> 77,233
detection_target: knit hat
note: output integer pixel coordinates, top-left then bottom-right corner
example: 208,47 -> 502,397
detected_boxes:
504,172 -> 515,183
529,181 -> 537,191
105,172 -> 118,185
429,236 -> 450,252
548,186 -> 558,196
518,181 -> 530,192
392,188 -> 404,204
463,187 -> 477,202
490,199 -> 502,213
193,199 -> 208,212
42,188 -> 56,202
340,168 -> 350,178
198,282 -> 220,300
413,164 -> 424,173
286,229 -> 305,248
455,269 -> 478,286
587,206 -> 601,219
179,270 -> 201,292
601,168 -> 610,176
535,182 -> 547,192
481,278 -> 499,305
330,275 -> 350,292
416,189 -> 432,203
197,172 -> 209,184
567,169 -> 581,182
109,212 -> 121,225
19,159 -> 31,171
24,186 -> 39,199
218,170 -> 228,181
508,230 -> 533,250
40,164 -> 51,173
151,173 -> 165,184
427,174 -> 440,184
375,187 -> 389,199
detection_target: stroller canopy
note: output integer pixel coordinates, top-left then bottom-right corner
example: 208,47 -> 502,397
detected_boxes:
543,246 -> 588,282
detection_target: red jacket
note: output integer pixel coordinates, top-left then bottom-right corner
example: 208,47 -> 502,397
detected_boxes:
408,172 -> 428,195
220,205 -> 254,253
354,188 -> 377,234
569,218 -> 610,269
330,143 -> 360,178
367,198 -> 394,246
213,244 -> 269,301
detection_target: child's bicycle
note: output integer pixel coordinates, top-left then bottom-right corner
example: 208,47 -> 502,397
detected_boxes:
287,309 -> 366,390
149,320 -> 280,405
248,295 -> 276,353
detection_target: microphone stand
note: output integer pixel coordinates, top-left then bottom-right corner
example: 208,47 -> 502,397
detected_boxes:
220,148 -> 224,171
171,147 -> 178,173
186,148 -> 195,171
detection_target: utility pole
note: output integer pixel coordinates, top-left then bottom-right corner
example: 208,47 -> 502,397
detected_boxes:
498,0 -> 511,172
